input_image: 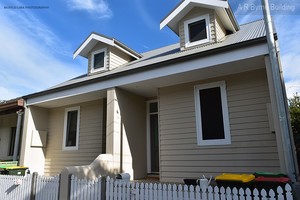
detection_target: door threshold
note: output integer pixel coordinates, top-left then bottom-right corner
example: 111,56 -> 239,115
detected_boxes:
146,173 -> 160,181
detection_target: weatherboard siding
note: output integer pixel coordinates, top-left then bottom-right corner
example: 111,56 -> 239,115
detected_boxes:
44,100 -> 104,176
215,14 -> 226,41
109,47 -> 132,70
158,69 -> 280,183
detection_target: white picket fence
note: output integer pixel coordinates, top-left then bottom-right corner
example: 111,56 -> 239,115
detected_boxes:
0,174 -> 32,200
1,173 -> 295,200
0,174 -> 60,200
36,175 -> 60,200
105,176 -> 294,200
67,175 -> 296,200
70,175 -> 102,200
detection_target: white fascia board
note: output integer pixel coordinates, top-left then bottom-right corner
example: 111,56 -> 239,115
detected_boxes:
27,43 -> 268,106
160,0 -> 229,30
73,33 -> 114,59
215,9 -> 236,32
160,0 -> 189,30
114,43 -> 140,60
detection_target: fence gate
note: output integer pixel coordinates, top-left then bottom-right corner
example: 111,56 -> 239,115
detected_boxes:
70,175 -> 102,200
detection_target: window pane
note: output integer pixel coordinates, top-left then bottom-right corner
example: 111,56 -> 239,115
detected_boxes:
149,102 -> 158,113
150,114 -> 159,172
199,87 -> 225,140
8,127 -> 16,156
189,19 -> 207,43
66,110 -> 78,147
94,52 -> 105,70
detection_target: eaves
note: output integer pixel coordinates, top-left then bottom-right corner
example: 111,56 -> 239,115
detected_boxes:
23,36 -> 268,100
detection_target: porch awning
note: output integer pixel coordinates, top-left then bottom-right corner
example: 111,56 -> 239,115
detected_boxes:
0,99 -> 24,115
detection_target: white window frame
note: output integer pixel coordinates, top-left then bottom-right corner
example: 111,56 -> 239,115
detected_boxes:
194,81 -> 231,146
184,14 -> 211,48
91,48 -> 107,73
63,106 -> 80,151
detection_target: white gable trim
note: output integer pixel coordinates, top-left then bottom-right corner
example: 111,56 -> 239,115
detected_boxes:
114,41 -> 141,60
73,33 -> 114,59
73,33 -> 141,60
160,0 -> 228,30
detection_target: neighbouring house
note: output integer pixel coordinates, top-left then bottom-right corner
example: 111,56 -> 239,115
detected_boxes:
0,98 -> 24,162
19,0 -> 298,185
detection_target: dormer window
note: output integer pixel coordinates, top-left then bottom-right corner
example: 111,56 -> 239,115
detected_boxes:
91,48 -> 107,73
184,14 -> 211,48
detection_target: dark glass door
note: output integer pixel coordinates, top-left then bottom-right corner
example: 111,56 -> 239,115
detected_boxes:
149,101 -> 159,173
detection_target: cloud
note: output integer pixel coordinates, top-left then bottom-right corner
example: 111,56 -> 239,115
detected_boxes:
0,4 -> 85,100
67,0 -> 113,18
274,15 -> 300,98
231,0 -> 300,99
2,8 -> 70,57
134,0 -> 157,30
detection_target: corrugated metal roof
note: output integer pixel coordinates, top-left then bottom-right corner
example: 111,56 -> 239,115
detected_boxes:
36,19 -> 267,94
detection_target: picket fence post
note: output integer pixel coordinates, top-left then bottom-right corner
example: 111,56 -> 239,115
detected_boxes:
30,172 -> 38,200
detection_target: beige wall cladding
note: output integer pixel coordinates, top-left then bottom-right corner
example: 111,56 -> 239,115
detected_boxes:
158,69 -> 280,183
44,100 -> 105,176
215,14 -> 226,41
110,47 -> 132,70
116,88 -> 147,179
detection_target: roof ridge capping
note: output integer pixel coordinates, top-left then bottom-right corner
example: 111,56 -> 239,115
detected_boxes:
73,32 -> 142,60
160,0 -> 240,35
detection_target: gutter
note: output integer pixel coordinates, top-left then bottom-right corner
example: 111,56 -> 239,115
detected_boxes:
23,36 -> 268,100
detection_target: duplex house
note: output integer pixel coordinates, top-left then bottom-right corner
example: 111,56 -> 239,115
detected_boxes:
19,0 -> 298,183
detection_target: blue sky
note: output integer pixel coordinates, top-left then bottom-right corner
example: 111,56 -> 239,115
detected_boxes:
0,0 -> 299,100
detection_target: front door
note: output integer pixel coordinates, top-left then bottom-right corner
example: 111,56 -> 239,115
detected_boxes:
147,101 -> 159,174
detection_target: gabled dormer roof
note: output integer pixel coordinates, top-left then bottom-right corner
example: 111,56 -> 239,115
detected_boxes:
160,0 -> 239,35
73,32 -> 142,60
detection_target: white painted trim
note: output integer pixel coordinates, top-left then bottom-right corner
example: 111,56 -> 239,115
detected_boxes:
114,43 -> 140,60
73,34 -> 113,59
184,14 -> 211,48
146,100 -> 159,174
194,81 -> 231,146
73,33 -> 141,60
160,0 -> 228,30
62,106 -> 80,151
91,48 -> 108,73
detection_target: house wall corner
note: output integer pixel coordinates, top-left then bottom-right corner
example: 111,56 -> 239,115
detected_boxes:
19,106 -> 48,175
264,55 -> 287,173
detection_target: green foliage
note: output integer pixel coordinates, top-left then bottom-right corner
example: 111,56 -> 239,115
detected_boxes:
289,93 -> 300,152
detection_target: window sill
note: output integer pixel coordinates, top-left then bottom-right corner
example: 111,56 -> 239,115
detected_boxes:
62,146 -> 79,151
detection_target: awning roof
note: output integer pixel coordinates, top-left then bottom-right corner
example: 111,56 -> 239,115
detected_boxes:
0,99 -> 24,115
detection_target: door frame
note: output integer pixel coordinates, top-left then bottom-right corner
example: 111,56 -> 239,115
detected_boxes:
146,99 -> 160,174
